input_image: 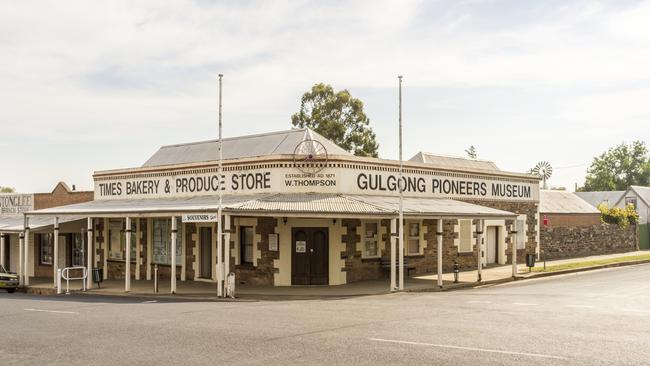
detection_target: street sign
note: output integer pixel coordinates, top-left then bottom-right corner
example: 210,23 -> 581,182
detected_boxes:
181,213 -> 218,223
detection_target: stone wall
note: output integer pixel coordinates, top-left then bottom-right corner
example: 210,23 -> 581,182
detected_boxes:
540,223 -> 638,260
234,217 -> 277,286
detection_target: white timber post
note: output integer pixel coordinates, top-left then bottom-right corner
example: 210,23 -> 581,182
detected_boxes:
217,212 -> 223,297
437,219 -> 443,288
146,218 -> 152,280
0,233 -> 5,270
53,217 -> 59,288
103,218 -> 108,280
125,217 -> 131,292
135,219 -> 141,280
476,219 -> 483,282
86,217 -> 93,289
24,216 -> 30,286
171,216 -> 177,294
511,223 -> 518,278
18,232 -> 24,286
224,213 -> 231,281
390,218 -> 397,292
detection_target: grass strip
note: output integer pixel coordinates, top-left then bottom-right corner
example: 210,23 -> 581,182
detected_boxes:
530,254 -> 650,273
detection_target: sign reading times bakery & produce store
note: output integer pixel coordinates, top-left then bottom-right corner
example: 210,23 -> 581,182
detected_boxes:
0,194 -> 34,215
95,165 -> 539,201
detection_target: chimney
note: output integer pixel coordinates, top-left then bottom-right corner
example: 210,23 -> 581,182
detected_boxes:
72,184 -> 76,191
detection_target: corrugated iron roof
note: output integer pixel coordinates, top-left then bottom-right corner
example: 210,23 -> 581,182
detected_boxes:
0,215 -> 84,233
28,193 -> 516,218
574,191 -> 625,208
539,190 -> 599,214
142,128 -> 351,167
409,152 -> 500,171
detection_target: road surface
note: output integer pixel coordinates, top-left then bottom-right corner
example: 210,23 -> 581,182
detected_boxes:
1,264 -> 650,365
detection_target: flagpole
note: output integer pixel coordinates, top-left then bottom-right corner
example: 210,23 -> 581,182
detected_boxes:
217,74 -> 224,297
398,75 -> 404,291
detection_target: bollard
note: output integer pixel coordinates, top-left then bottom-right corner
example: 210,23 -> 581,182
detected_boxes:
56,268 -> 62,295
154,265 -> 159,293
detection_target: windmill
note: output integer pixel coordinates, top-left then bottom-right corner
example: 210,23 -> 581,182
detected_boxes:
531,161 -> 553,189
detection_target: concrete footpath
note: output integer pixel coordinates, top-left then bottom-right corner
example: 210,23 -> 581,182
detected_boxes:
23,250 -> 649,300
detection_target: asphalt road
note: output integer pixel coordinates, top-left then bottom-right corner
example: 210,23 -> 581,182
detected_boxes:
2,265 -> 650,366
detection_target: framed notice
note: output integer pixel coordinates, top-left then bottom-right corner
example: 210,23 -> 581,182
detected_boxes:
295,240 -> 306,253
268,233 -> 279,251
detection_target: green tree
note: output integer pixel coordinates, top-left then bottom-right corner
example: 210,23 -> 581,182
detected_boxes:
581,141 -> 650,191
291,83 -> 379,157
0,186 -> 15,193
465,145 -> 477,159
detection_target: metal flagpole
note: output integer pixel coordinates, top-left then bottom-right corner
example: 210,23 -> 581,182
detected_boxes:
217,73 -> 224,297
398,75 -> 404,291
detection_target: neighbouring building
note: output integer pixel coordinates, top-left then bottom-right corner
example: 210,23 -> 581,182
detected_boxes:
614,186 -> 650,249
539,190 -> 637,259
24,128 -> 541,292
0,182 -> 93,284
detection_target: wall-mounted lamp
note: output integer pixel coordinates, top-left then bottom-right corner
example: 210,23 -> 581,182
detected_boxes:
283,217 -> 288,224
332,218 -> 337,224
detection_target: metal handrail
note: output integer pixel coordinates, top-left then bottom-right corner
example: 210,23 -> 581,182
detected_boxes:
58,266 -> 87,295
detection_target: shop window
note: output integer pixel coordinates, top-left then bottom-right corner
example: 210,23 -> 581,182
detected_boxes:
130,220 -> 137,262
363,222 -> 379,258
152,218 -> 182,265
516,219 -> 526,249
70,233 -> 85,267
240,226 -> 254,265
407,222 -> 420,255
459,220 -> 472,253
108,219 -> 125,260
38,233 -> 53,265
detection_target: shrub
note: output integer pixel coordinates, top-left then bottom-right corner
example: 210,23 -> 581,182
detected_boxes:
597,203 -> 639,229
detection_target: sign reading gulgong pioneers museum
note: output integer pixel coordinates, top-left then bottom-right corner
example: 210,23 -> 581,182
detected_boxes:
95,164 -> 539,202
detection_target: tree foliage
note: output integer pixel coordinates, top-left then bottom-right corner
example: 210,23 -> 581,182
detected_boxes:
465,145 -> 477,159
291,83 -> 379,158
581,141 -> 650,191
0,186 -> 15,193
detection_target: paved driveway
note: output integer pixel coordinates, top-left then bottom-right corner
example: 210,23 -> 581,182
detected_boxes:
2,264 -> 650,365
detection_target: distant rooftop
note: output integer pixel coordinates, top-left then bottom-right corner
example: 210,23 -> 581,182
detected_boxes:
409,152 -> 500,171
574,191 -> 625,208
143,128 -> 351,167
540,190 -> 599,214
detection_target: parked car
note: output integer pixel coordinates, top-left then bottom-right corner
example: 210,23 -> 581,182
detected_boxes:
0,265 -> 18,293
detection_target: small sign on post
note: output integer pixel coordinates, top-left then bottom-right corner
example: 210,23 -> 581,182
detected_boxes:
181,213 -> 218,223
295,240 -> 306,253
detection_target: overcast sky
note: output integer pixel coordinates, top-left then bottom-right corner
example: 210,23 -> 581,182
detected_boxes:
2,0 -> 649,193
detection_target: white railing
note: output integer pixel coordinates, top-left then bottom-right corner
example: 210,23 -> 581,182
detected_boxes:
57,266 -> 87,295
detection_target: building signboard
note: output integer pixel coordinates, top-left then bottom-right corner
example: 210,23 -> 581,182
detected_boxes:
0,194 -> 34,215
94,165 -> 539,202
181,213 -> 218,223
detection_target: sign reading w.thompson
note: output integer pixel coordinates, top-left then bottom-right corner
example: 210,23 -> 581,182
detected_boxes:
95,165 -> 538,201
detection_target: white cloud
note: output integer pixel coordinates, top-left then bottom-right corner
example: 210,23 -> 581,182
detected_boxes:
0,0 -> 648,192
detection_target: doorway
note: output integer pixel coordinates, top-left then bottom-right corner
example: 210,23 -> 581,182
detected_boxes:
486,226 -> 499,264
291,227 -> 329,285
199,227 -> 212,279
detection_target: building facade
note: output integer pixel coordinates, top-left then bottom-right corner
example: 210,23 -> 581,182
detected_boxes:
27,129 -> 540,292
0,182 -> 93,284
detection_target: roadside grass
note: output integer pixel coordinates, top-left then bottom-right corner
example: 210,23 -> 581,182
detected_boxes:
530,254 -> 650,273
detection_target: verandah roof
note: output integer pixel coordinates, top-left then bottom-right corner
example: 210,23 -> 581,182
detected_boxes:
26,193 -> 516,219
0,215 -> 85,233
